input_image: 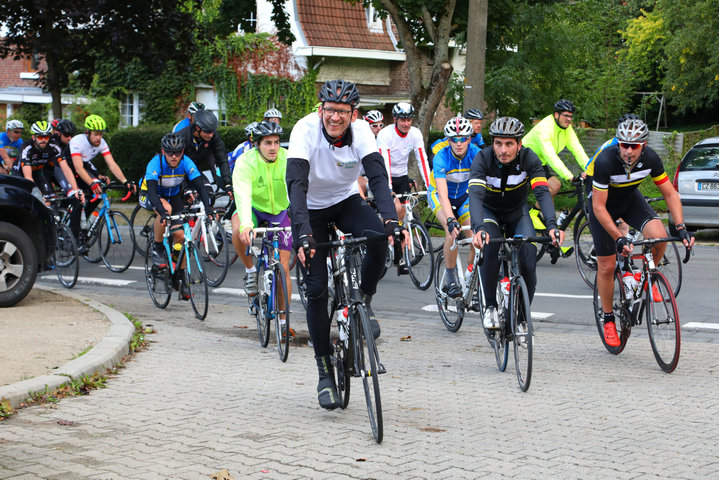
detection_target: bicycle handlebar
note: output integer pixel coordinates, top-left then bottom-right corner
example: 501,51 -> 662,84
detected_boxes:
628,236 -> 693,264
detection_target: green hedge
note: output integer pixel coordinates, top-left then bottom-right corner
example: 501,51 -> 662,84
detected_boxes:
104,124 -> 292,182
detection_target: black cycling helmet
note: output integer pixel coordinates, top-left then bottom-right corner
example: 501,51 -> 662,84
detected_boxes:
56,119 -> 76,137
161,132 -> 186,152
488,116 -> 525,139
193,110 -> 219,132
318,79 -> 360,106
617,113 -> 641,126
463,108 -> 484,120
616,119 -> 649,144
554,99 -> 576,113
252,120 -> 283,142
244,121 -> 259,140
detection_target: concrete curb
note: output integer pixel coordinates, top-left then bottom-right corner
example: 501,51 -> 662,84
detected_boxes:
0,285 -> 135,409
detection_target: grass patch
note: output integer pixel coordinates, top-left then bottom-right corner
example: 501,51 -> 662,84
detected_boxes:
0,399 -> 15,420
70,346 -> 93,359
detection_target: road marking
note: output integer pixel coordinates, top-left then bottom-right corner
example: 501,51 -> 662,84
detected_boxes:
535,292 -> 593,299
98,265 -> 144,271
683,322 -> 719,331
41,276 -> 136,286
421,304 -> 553,320
213,287 -> 301,302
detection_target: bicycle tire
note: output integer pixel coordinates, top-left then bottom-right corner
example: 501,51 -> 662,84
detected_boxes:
274,264 -> 291,362
657,241 -> 682,298
130,204 -> 155,257
186,244 -> 209,320
353,303 -> 383,443
295,261 -> 308,311
98,211 -> 135,272
434,251 -> 464,332
378,247 -> 390,280
255,257 -> 271,347
144,240 -> 171,309
406,219 -> 434,290
646,271 -> 680,372
574,218 -> 597,289
593,269 -> 631,355
334,334 -> 351,410
511,276 -> 533,391
82,218 -> 105,264
197,218 -> 230,287
53,223 -> 79,289
489,277 -> 509,372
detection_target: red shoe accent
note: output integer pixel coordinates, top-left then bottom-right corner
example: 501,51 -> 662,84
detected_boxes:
643,282 -> 663,302
604,322 -> 621,347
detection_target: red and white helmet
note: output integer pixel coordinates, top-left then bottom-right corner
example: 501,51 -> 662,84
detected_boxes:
443,116 -> 473,138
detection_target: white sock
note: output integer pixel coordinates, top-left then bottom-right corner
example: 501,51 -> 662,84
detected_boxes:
246,266 -> 257,274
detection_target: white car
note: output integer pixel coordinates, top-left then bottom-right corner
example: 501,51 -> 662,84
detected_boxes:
669,136 -> 719,232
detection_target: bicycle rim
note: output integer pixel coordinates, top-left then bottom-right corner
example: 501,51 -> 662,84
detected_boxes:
353,303 -> 383,443
130,204 -> 155,257
406,219 -> 434,290
434,251 -> 464,332
295,261 -> 308,311
273,265 -> 291,362
334,335 -> 351,410
646,272 -> 680,372
593,270 -> 630,355
198,219 -> 230,287
144,241 -> 171,309
83,217 -> 105,263
255,258 -> 271,347
54,223 -> 79,289
99,211 -> 135,272
187,245 -> 209,320
511,276 -> 533,391
574,219 -> 597,289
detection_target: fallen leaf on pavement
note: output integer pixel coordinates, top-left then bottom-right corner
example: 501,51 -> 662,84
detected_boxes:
356,458 -> 367,462
420,426 -> 445,432
400,335 -> 412,341
210,469 -> 233,480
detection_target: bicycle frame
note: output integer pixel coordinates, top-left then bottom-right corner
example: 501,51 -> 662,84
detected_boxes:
162,209 -> 206,279
249,226 -> 286,315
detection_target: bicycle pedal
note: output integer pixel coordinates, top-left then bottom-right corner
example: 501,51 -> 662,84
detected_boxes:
378,363 -> 386,375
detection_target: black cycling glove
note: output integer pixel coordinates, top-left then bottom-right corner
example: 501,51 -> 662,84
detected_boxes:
384,220 -> 405,239
446,217 -> 461,236
616,236 -> 631,254
677,227 -> 693,244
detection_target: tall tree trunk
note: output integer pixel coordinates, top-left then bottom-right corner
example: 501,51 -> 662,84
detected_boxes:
464,0 -> 488,112
45,49 -> 63,118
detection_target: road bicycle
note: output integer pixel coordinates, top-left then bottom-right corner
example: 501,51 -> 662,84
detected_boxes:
592,236 -> 691,372
247,224 -> 292,362
44,194 -> 79,289
307,224 -> 391,443
144,205 -> 211,320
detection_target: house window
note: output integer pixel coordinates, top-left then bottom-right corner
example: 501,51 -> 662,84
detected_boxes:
366,6 -> 383,33
120,93 -> 145,128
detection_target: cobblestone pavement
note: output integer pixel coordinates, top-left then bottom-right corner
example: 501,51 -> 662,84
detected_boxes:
2,291 -> 719,479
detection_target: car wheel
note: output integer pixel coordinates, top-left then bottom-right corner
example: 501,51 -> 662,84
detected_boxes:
0,221 -> 39,307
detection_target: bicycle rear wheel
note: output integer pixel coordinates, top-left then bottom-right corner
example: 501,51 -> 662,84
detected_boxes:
406,219 -> 434,290
144,241 -> 171,309
99,211 -> 135,272
255,258 -> 271,347
574,218 -> 597,289
53,223 -> 79,289
593,270 -> 631,355
510,276 -> 533,391
186,244 -> 209,320
492,279 -> 509,372
198,218 -> 230,287
434,251 -> 464,332
353,303 -> 383,443
333,335 -> 351,409
82,219 -> 105,264
273,265 -> 291,362
295,261 -> 308,311
646,271 -> 680,372
130,204 -> 155,257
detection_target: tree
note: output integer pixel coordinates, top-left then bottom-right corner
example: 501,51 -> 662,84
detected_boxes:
0,0 -> 195,118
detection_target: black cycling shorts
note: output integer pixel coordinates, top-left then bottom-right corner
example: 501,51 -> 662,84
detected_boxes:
140,192 -> 186,227
391,175 -> 412,195
588,189 -> 658,256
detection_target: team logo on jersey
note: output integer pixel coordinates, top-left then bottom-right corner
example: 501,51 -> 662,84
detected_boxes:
336,159 -> 358,169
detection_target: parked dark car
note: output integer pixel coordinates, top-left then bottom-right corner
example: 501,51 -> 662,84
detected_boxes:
0,174 -> 55,307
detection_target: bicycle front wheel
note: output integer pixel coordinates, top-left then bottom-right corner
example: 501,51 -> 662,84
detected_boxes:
99,211 -> 135,272
574,218 -> 597,289
198,219 -> 230,287
593,270 -> 630,355
130,204 -> 155,257
646,271 -> 680,372
255,258 -> 271,347
353,303 -> 383,443
82,219 -> 105,264
406,219 -> 434,290
273,264 -> 291,362
53,223 -> 79,289
333,334 -> 351,410
295,260 -> 308,311
434,251 -> 464,332
144,240 -> 171,309
186,244 -> 209,320
491,279 -> 509,372
656,241 -> 682,298
510,276 -> 533,391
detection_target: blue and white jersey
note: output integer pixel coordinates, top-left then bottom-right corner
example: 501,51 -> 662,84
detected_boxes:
432,143 -> 480,199
0,132 -> 24,161
144,154 -> 202,197
172,117 -> 191,133
228,140 -> 253,172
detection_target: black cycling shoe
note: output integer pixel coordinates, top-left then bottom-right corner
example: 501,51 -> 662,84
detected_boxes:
362,294 -> 381,339
316,356 -> 340,410
446,281 -> 462,299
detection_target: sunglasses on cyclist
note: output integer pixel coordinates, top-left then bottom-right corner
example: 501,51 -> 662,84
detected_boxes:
619,142 -> 643,150
12,130 -> 23,134
164,150 -> 184,158
371,123 -> 384,128
34,135 -> 50,140
449,136 -> 470,144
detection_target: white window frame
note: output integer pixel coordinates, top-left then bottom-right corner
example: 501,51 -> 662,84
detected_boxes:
366,6 -> 383,34
119,92 -> 144,128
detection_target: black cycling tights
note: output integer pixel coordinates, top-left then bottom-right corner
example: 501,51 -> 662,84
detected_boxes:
479,212 -> 538,308
303,194 -> 388,357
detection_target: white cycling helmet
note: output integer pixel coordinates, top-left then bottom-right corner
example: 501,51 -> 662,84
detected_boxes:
443,116 -> 473,138
6,119 -> 24,131
392,102 -> 415,118
364,110 -> 384,124
263,108 -> 283,120
616,119 -> 649,144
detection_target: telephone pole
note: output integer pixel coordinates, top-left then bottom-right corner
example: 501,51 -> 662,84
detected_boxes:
463,0 -> 489,112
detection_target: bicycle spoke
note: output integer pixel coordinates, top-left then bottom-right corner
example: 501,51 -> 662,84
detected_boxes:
646,272 -> 680,372
511,276 -> 533,391
99,211 -> 135,272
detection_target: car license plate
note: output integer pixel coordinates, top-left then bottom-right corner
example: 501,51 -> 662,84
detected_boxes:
697,182 -> 719,190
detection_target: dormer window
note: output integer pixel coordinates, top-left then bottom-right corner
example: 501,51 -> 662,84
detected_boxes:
366,6 -> 383,33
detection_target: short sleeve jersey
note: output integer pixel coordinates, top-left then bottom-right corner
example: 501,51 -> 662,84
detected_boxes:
432,143 -> 480,198
69,134 -> 110,164
0,132 -> 24,160
143,154 -> 202,198
592,144 -> 669,204
17,142 -> 63,173
173,118 -> 191,133
228,140 -> 253,172
377,124 -> 430,186
288,113 -> 378,210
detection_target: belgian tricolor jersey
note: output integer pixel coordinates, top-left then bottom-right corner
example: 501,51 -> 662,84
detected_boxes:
592,144 -> 669,203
